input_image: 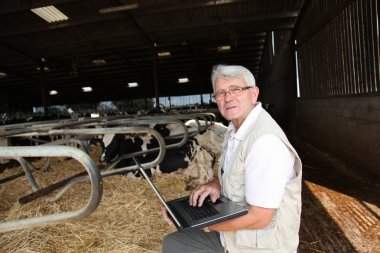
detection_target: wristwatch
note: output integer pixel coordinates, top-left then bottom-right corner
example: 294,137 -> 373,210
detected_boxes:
203,226 -> 211,233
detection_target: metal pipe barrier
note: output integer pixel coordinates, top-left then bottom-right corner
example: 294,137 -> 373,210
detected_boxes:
0,113 -> 216,204
42,126 -> 167,200
12,127 -> 166,203
0,115 -> 126,138
0,145 -> 103,233
99,118 -> 189,148
136,114 -> 202,136
7,118 -> 189,152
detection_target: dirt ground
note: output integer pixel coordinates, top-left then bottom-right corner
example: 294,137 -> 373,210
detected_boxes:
0,137 -> 379,252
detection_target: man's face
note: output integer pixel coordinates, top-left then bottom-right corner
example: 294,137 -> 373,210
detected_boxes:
214,76 -> 259,128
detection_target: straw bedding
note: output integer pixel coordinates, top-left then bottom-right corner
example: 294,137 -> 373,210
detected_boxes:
2,139 -> 379,253
0,156 -> 199,253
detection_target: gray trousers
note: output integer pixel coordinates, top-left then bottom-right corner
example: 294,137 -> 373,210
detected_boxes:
162,229 -> 225,253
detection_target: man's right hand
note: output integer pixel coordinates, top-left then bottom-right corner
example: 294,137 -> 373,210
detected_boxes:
189,179 -> 221,207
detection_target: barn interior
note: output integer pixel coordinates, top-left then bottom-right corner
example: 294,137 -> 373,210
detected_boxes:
0,0 -> 379,252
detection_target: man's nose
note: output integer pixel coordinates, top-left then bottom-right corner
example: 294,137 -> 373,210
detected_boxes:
224,91 -> 233,100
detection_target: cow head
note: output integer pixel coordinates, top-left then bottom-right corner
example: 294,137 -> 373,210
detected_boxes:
100,134 -> 144,164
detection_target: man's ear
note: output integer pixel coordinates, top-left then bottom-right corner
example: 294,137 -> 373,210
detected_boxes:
251,86 -> 259,102
254,86 -> 259,96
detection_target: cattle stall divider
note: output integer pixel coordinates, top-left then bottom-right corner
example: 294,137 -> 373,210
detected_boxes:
0,112 -> 216,232
0,127 -> 166,232
0,145 -> 102,233
98,118 -> 189,170
11,127 -> 166,204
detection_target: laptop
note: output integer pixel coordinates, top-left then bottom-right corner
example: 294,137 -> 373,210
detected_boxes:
131,157 -> 248,231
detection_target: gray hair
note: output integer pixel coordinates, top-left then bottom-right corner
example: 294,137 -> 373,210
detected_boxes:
211,64 -> 256,91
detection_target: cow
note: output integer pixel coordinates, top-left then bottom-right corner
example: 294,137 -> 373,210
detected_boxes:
192,121 -> 227,156
95,123 -> 217,187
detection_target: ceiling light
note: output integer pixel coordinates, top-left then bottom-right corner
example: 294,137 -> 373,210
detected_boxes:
82,87 -> 93,92
92,59 -> 107,65
217,45 -> 231,51
49,90 -> 58,95
128,82 -> 138,88
36,66 -> 49,71
178,78 -> 189,83
0,72 -> 7,78
31,5 -> 68,23
157,51 -> 171,57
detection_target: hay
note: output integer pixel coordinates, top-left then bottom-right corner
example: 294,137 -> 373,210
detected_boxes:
0,157 -> 193,253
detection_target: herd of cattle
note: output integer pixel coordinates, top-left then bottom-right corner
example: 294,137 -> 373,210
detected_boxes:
0,113 -> 228,189
0,113 -> 229,232
97,119 -> 227,186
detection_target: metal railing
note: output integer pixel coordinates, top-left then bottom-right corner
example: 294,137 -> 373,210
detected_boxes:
0,112 -> 216,232
0,145 -> 102,233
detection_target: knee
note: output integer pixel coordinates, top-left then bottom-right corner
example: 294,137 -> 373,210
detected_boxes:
162,232 -> 179,253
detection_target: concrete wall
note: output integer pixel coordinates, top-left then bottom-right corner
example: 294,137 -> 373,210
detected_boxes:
295,96 -> 380,177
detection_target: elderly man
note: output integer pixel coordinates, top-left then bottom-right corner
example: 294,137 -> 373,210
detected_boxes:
161,64 -> 302,253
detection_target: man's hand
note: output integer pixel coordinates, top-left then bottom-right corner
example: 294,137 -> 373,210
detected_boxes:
160,206 -> 175,227
189,179 -> 221,207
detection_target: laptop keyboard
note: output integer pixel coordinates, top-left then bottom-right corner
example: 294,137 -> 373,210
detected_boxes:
176,198 -> 219,220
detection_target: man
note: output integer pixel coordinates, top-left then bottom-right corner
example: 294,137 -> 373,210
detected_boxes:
161,64 -> 302,253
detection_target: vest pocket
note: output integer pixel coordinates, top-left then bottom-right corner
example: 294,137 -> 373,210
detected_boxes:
235,226 -> 280,249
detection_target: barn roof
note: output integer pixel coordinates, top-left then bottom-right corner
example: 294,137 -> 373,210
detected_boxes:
0,0 -> 305,107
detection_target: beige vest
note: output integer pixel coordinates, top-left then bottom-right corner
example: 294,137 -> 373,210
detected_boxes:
218,109 -> 302,253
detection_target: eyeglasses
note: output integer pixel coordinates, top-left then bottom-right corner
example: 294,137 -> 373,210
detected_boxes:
213,86 -> 252,100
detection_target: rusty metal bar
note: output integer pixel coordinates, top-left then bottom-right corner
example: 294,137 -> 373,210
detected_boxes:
18,170 -> 88,205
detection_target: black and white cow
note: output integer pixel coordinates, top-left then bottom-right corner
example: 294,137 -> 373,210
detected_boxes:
192,122 -> 227,156
96,123 -> 217,185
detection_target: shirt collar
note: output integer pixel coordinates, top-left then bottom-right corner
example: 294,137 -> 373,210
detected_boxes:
227,102 -> 263,140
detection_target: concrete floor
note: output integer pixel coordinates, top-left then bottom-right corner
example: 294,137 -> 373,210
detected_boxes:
292,137 -> 380,253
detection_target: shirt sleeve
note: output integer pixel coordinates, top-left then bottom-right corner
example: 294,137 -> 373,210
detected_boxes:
244,134 -> 295,208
